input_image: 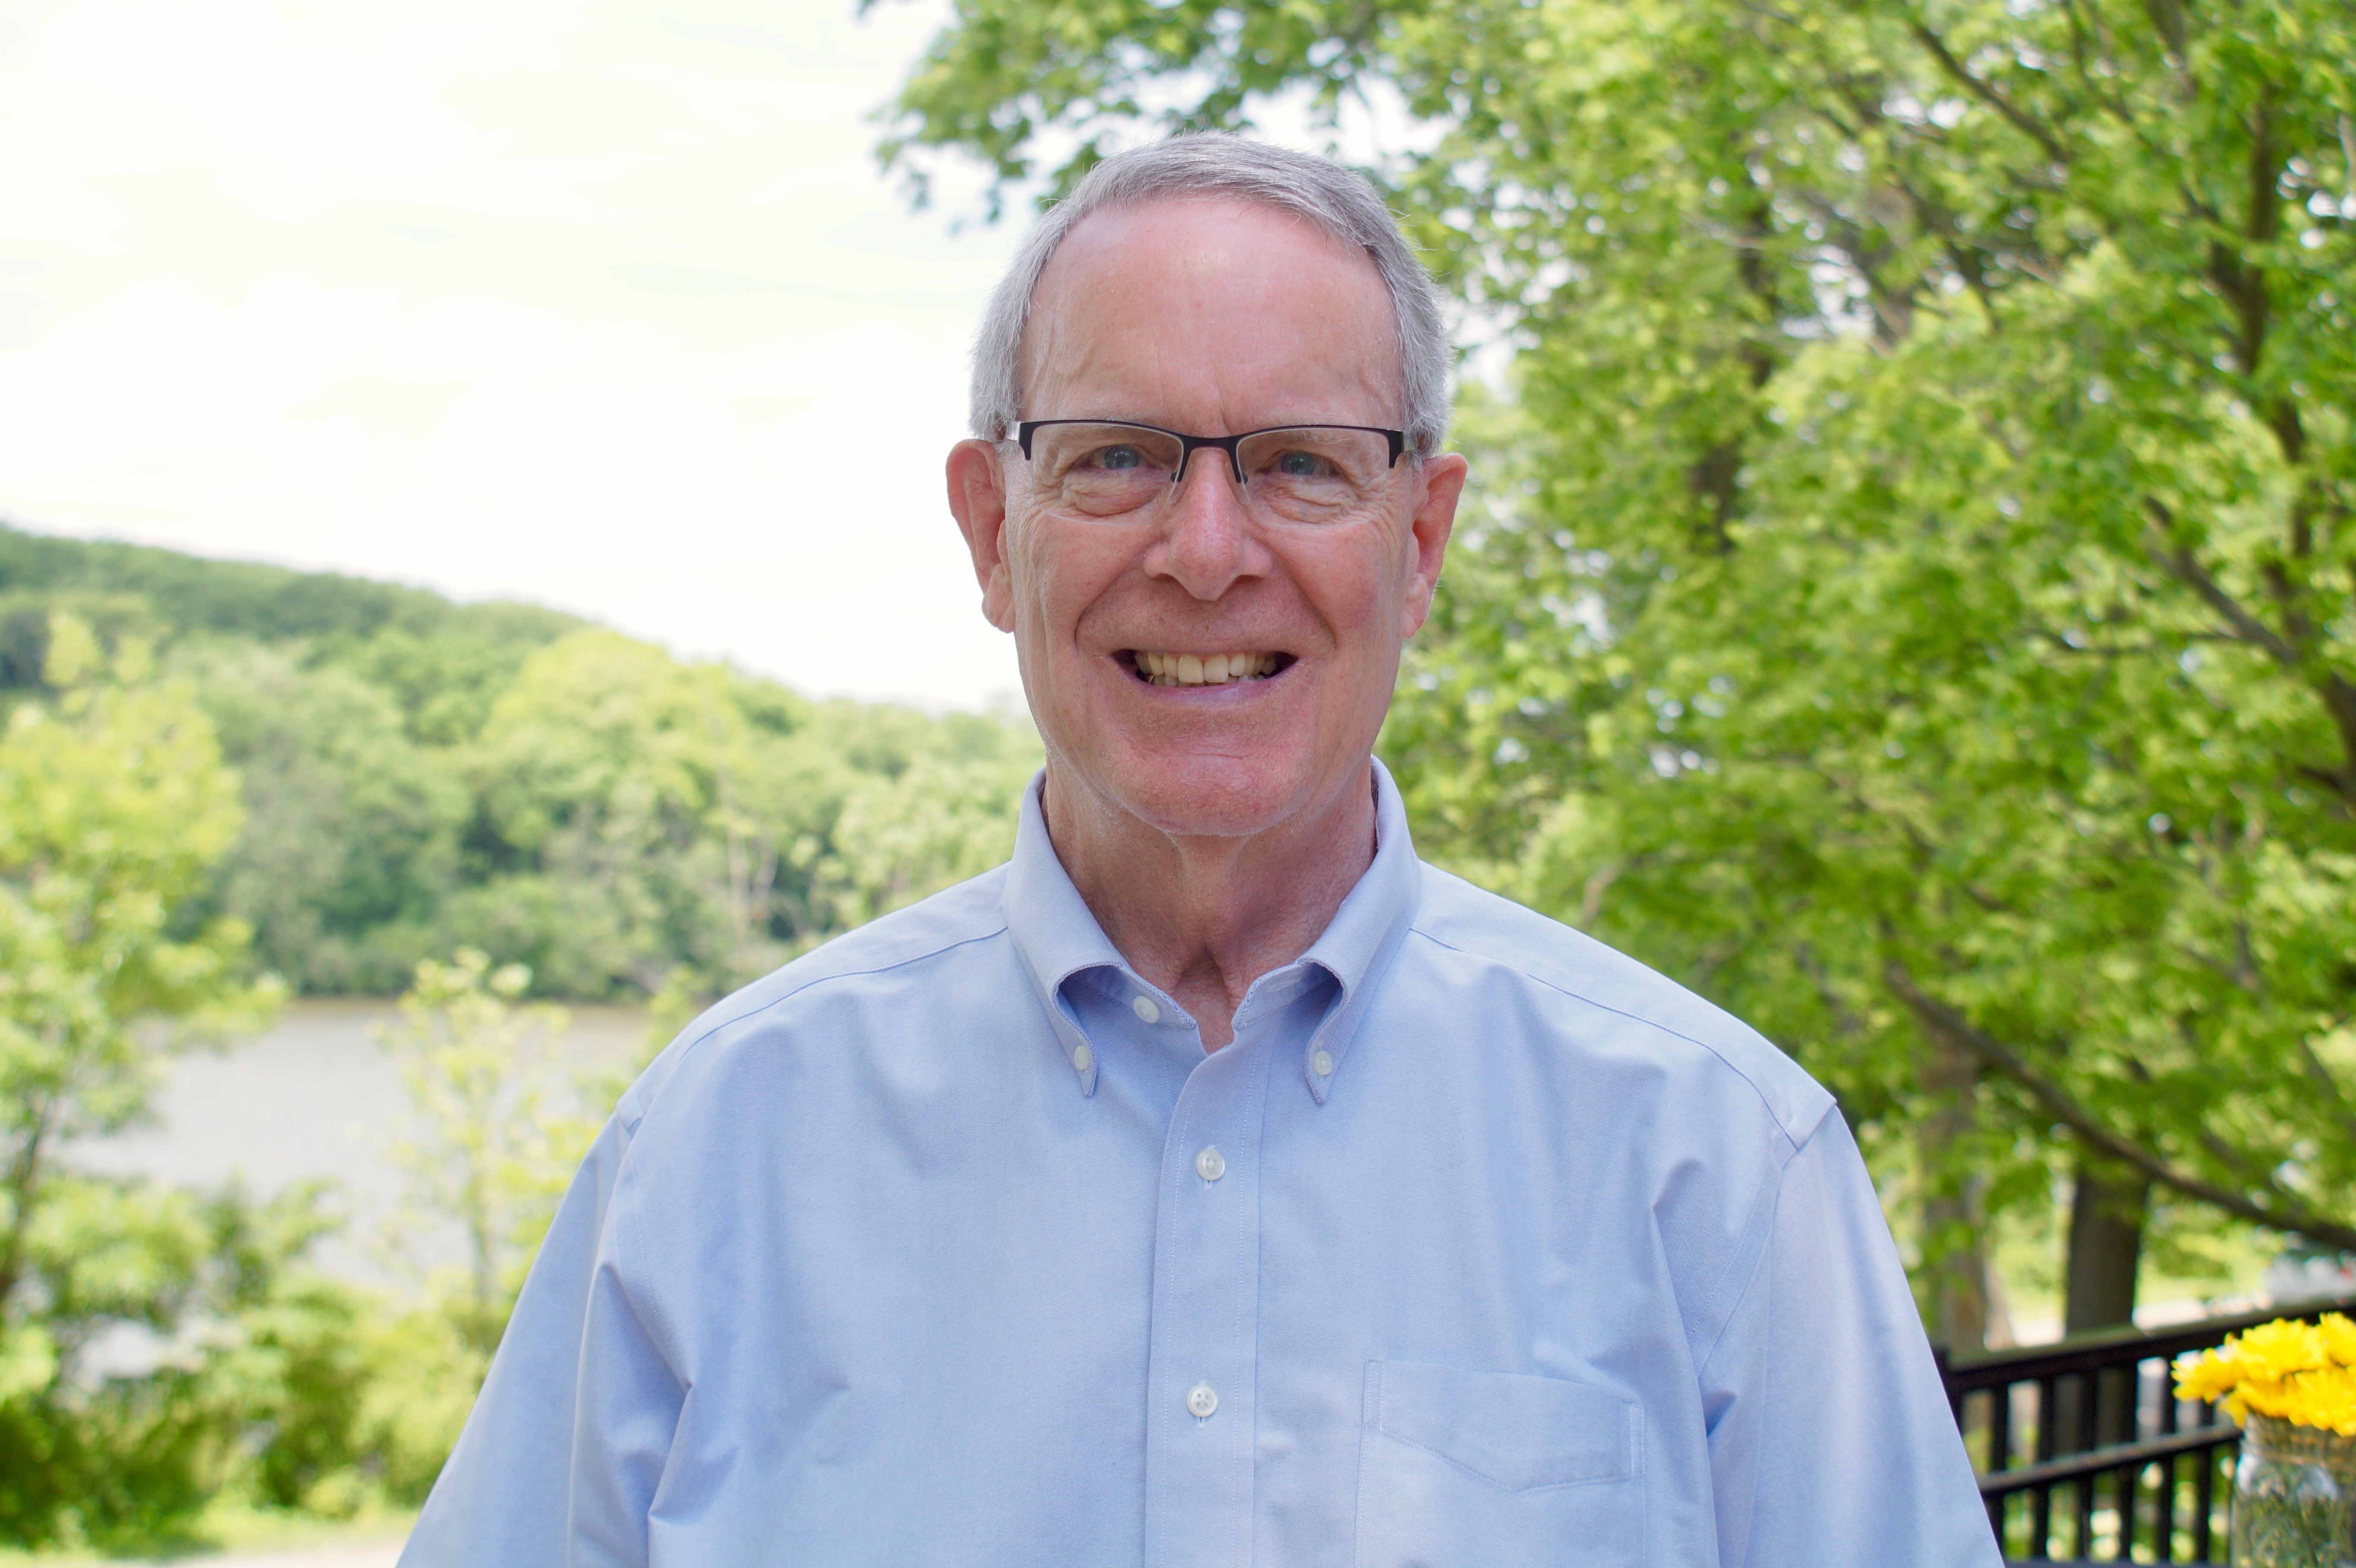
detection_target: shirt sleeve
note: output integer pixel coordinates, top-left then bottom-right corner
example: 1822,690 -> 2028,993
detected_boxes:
1697,1109 -> 2001,1568
398,1110 -> 684,1568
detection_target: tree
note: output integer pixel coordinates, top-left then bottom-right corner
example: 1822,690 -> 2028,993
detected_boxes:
876,0 -> 2356,1343
459,629 -> 832,997
3,533 -> 1048,1007
812,743 -> 1042,929
462,627 -> 1042,1002
377,949 -> 573,1355
0,615 -> 283,1540
0,522 -> 582,668
174,640 -> 469,994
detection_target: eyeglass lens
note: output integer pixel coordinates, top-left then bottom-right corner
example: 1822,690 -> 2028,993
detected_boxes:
1024,424 -> 1395,525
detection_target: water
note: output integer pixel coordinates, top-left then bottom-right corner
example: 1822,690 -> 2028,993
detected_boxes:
70,997 -> 656,1285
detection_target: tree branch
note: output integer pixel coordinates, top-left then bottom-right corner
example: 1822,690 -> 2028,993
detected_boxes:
2144,502 -> 2356,797
2142,502 -> 2298,664
2139,0 -> 2187,66
2290,1023 -> 2356,1148
1883,961 -> 2356,1252
1906,20 -> 2070,167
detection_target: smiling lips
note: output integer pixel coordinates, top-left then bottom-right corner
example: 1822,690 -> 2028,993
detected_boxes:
1130,650 -> 1285,687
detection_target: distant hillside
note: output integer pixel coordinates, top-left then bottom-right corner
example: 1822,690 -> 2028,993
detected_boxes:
0,522 -> 582,690
0,521 -> 1039,1001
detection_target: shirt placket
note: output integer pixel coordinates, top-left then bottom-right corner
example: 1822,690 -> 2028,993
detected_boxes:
1142,1006 -> 1272,1568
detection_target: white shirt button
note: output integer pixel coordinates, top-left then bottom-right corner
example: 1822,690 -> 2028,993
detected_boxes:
1072,1044 -> 1092,1072
1131,995 -> 1161,1024
1194,1146 -> 1226,1182
1311,1050 -> 1334,1076
1186,1382 -> 1218,1418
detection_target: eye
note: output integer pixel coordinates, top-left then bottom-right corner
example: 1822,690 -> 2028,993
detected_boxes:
1087,444 -> 1146,472
1272,448 -> 1336,477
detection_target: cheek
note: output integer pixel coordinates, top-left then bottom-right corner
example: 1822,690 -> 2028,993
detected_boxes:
1305,534 -> 1416,650
1007,516 -> 1127,642
1004,512 -> 1068,614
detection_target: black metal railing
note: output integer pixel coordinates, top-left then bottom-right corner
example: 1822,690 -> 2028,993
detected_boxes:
1939,1294 -> 2356,1564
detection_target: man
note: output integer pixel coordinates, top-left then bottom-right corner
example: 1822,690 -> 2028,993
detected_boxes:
404,136 -> 1998,1566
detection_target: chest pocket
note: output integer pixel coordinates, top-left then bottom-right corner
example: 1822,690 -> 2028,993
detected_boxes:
1355,1360 -> 1646,1568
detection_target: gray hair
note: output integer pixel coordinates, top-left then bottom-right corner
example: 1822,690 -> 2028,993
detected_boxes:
970,134 -> 1452,457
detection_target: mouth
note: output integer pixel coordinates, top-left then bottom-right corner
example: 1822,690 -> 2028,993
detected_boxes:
1122,649 -> 1295,688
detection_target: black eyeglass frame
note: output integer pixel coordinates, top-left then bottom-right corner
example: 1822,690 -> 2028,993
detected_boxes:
1012,419 -> 1409,487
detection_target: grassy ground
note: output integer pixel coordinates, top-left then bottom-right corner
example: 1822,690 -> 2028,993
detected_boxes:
0,1503 -> 415,1565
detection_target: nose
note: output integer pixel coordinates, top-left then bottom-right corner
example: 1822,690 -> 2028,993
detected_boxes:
1169,440 -> 1246,489
1150,446 -> 1268,601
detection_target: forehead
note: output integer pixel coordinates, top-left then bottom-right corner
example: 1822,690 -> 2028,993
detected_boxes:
1020,196 -> 1403,428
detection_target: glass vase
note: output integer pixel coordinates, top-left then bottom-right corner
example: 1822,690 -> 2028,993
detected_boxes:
2232,1412 -> 2356,1568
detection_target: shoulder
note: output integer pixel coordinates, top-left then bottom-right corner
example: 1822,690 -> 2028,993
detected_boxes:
1405,862 -> 1834,1152
616,865 -> 1013,1130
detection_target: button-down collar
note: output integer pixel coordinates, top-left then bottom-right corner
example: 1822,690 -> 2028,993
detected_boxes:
1002,761 -> 1421,1102
1001,778 -> 1127,1094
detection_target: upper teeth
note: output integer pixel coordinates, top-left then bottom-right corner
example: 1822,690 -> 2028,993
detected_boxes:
1136,651 -> 1279,686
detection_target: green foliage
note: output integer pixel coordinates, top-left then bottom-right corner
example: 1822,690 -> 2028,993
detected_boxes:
377,950 -> 573,1354
0,618 -> 295,1543
0,527 -> 1044,1002
0,614 -> 485,1540
813,744 -> 1036,929
878,0 -> 2356,1327
0,617 -> 279,1324
336,1294 -> 488,1505
173,642 -> 469,994
0,524 -> 581,673
185,1236 -> 490,1516
0,526 -> 586,995
454,629 -> 1041,1002
330,948 -> 630,1506
220,1275 -> 378,1511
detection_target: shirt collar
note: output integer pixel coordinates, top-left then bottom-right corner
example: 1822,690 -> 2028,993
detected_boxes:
1002,775 -> 1128,1096
1001,759 -> 1422,1103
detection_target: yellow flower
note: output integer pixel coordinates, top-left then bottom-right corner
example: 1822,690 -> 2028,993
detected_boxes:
2237,1375 -> 2293,1423
2173,1318 -> 2356,1434
2318,1313 -> 2356,1369
2236,1319 -> 2328,1380
2283,1364 -> 2356,1435
2175,1350 -> 2242,1404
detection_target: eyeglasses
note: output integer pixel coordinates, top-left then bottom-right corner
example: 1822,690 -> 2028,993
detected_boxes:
1012,419 -> 1409,526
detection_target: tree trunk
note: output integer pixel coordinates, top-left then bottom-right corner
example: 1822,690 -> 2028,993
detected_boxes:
2062,1158 -> 2150,1449
1919,1021 -> 1993,1352
2064,1160 -> 2148,1334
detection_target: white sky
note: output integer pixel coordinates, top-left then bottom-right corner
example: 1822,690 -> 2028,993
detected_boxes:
0,0 -> 1029,708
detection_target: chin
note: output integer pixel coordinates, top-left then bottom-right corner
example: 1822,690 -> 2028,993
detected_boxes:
1101,748 -> 1320,839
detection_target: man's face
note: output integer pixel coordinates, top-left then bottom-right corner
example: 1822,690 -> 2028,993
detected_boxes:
948,197 -> 1466,842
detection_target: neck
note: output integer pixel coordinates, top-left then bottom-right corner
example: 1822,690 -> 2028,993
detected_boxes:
1042,763 -> 1377,1050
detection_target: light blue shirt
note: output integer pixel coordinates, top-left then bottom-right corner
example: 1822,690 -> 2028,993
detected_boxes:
404,763 -> 1997,1567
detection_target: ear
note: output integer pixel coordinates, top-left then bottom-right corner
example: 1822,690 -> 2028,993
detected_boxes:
947,439 -> 1017,632
1398,452 -> 1467,639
